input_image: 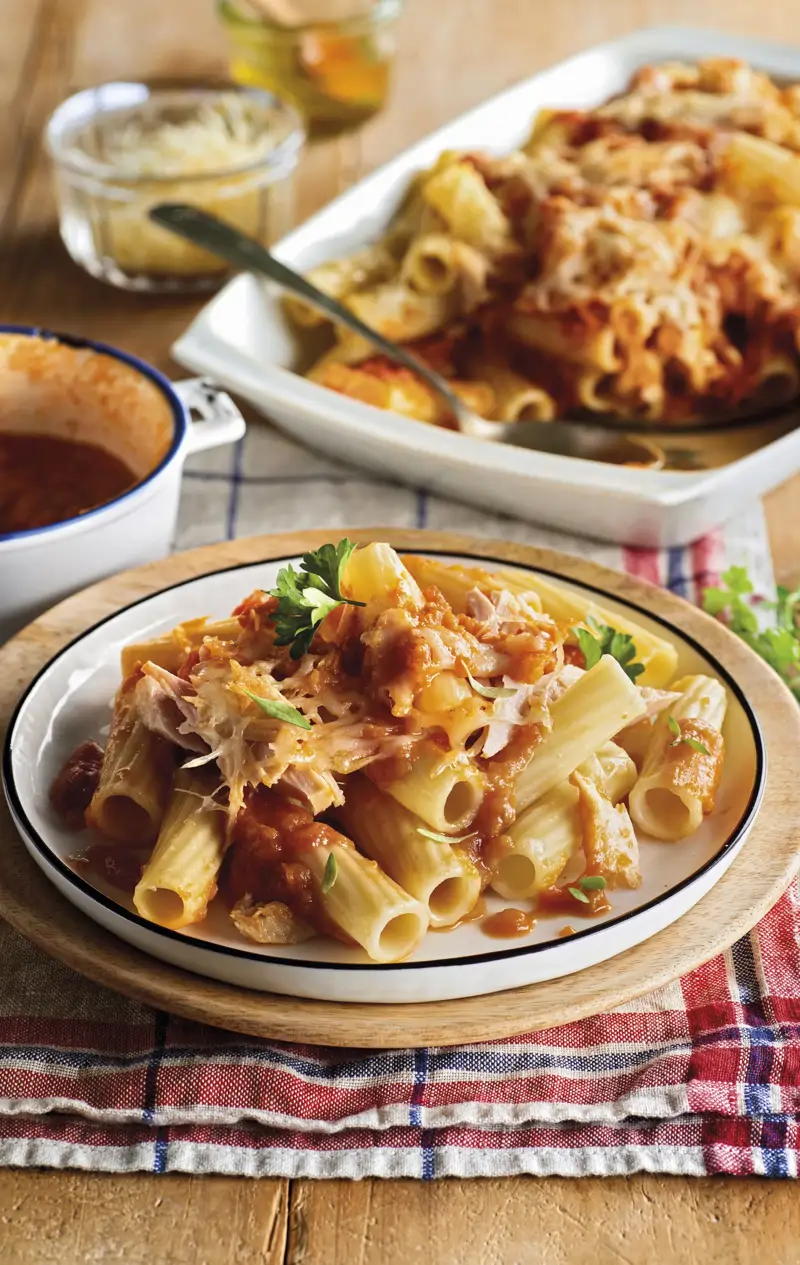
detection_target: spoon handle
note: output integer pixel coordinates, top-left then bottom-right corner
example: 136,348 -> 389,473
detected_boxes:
150,203 -> 476,429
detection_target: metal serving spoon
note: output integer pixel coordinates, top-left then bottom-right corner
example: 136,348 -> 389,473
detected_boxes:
150,203 -> 665,468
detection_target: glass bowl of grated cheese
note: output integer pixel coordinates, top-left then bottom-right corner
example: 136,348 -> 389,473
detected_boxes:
45,82 -> 305,292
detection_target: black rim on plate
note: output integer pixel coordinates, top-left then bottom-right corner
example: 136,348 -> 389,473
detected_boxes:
1,549 -> 767,973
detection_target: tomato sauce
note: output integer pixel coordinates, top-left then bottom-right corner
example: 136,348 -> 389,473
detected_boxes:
69,842 -> 149,894
0,432 -> 136,533
482,908 -> 537,939
221,788 -> 352,942
49,740 -> 103,830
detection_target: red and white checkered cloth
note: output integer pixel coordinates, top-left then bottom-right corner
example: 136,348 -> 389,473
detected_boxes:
0,423 -> 796,1177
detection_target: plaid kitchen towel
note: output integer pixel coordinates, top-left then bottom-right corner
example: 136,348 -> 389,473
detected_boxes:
1,419 -> 797,1179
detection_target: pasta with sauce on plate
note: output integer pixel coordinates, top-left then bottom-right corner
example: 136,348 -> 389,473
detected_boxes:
285,58 -> 800,430
50,541 -> 728,962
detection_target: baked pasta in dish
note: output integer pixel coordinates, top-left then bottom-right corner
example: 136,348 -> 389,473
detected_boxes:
51,542 -> 728,962
287,58 -> 800,429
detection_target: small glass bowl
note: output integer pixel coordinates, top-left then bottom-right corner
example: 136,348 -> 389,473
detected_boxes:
45,82 -> 305,293
217,0 -> 403,138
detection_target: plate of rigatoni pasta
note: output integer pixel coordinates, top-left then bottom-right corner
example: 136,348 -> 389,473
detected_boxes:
0,533 -> 772,1006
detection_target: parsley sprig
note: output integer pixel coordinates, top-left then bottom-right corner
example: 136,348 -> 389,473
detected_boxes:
270,540 -> 365,659
571,615 -> 645,683
703,566 -> 800,702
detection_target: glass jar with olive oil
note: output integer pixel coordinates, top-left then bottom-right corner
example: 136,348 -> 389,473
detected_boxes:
217,0 -> 403,138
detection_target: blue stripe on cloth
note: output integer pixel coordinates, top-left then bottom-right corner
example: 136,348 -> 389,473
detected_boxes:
186,470 -> 355,486
666,546 -> 691,598
225,436 -> 245,539
760,1117 -> 791,1177
143,1012 -> 170,1173
411,1047 -> 434,1179
410,1046 -> 428,1128
142,1012 -> 169,1124
415,491 -> 428,529
421,1129 -> 436,1180
7,1021 -> 800,1079
730,935 -> 789,1170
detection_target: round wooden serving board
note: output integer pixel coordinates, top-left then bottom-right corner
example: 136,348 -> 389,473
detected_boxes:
1,528 -> 799,1048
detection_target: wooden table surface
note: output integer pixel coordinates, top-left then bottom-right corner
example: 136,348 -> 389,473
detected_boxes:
2,0 -> 800,1260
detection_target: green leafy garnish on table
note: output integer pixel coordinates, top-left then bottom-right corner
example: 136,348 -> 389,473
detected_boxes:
242,689 -> 311,730
666,714 -> 710,756
269,539 -> 365,659
321,852 -> 339,894
572,615 -> 645,683
702,566 -> 800,702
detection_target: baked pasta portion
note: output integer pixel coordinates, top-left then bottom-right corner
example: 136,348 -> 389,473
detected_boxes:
51,541 -> 728,961
289,58 -> 800,429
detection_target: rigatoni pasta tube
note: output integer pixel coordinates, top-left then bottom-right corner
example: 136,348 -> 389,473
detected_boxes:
375,748 -> 483,833
304,834 -> 429,963
120,617 -> 241,677
573,771 -> 641,890
400,555 -> 542,615
515,656 -> 647,812
86,681 -> 172,845
342,541 -> 423,615
343,284 -> 454,344
134,773 -> 226,929
282,244 -> 395,327
472,357 -> 556,422
422,160 -> 512,252
337,776 -> 481,928
491,742 -> 636,900
507,312 -> 619,371
401,233 -> 461,294
629,674 -> 727,841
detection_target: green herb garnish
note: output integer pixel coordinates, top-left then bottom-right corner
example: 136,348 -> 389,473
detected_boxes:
465,668 -> 517,700
703,566 -> 800,702
666,713 -> 710,756
572,615 -> 645,683
242,689 -> 311,730
418,827 -> 478,844
321,852 -> 338,894
568,886 -> 590,904
269,539 -> 365,659
578,875 -> 607,892
568,875 -> 608,902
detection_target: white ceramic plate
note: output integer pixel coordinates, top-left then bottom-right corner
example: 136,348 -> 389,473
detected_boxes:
173,25 -> 800,548
2,551 -> 765,1003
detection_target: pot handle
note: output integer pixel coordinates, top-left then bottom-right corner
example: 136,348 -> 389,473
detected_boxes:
174,377 -> 246,455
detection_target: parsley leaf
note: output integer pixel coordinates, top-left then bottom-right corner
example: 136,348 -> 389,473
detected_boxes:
269,539 -> 365,659
418,827 -> 478,844
242,689 -> 311,730
465,668 -> 517,700
568,886 -> 591,904
666,713 -> 710,756
702,566 -> 800,703
321,852 -> 338,894
578,875 -> 607,891
572,615 -> 645,683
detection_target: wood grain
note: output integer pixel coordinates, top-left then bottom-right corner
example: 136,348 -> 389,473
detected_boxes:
1,0 -> 800,1261
1,529 -> 799,1048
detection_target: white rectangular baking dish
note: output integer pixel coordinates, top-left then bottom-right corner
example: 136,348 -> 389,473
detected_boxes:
173,24 -> 800,548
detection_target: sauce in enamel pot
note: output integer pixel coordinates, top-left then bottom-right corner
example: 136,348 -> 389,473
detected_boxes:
0,432 -> 137,533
